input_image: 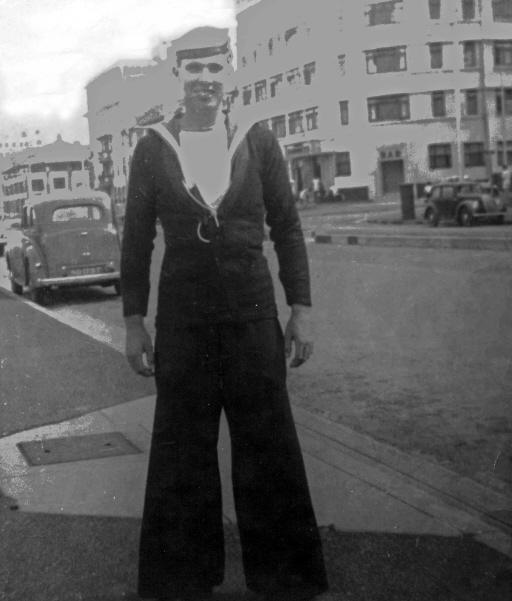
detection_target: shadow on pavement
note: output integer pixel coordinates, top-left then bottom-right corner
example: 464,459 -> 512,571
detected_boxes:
1,510 -> 510,601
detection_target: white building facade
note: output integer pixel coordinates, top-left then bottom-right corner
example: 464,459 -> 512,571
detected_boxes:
234,0 -> 512,199
85,58 -> 176,214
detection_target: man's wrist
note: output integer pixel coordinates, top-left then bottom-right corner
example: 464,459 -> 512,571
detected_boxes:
124,314 -> 146,329
291,303 -> 312,317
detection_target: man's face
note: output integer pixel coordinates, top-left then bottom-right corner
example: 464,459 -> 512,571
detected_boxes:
176,54 -> 232,109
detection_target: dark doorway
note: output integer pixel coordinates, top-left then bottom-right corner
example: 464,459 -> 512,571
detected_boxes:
381,160 -> 405,194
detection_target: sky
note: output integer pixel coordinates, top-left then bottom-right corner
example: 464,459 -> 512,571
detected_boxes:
0,0 -> 237,143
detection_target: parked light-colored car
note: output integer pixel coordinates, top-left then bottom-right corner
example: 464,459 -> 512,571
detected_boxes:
5,191 -> 121,305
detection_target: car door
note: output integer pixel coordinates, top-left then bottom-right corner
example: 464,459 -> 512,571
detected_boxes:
440,185 -> 457,218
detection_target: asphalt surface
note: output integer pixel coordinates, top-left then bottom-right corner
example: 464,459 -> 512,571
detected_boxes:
1,510 -> 511,601
1,219 -> 512,600
2,213 -> 511,489
0,289 -> 155,438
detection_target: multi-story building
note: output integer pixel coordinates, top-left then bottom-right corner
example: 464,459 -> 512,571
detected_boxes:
0,135 -> 92,216
85,58 -> 177,215
234,0 -> 512,199
0,126 -> 50,160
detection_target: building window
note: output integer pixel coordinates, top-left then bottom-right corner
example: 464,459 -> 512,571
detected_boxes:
286,67 -> 302,88
366,0 -> 403,26
496,88 -> 512,115
494,41 -> 512,68
21,131 -> 27,138
270,74 -> 283,97
463,41 -> 477,68
242,85 -> 252,106
493,0 -> 512,22
306,107 -> 319,131
429,0 -> 441,19
241,56 -> 247,67
339,101 -> 349,125
289,111 -> 304,135
35,130 -> 40,134
268,38 -> 274,55
464,142 -> 485,167
253,49 -> 257,62
53,177 -> 66,189
271,115 -> 286,139
258,119 -> 270,130
366,46 -> 406,73
430,43 -> 443,69
255,80 -> 267,102
335,152 -> 351,176
31,179 -> 45,192
428,143 -> 452,168
461,0 -> 476,20
285,27 -> 298,43
368,94 -> 410,121
432,91 -> 447,117
496,140 -> 512,165
465,89 -> 478,115
336,56 -> 346,78
303,62 -> 316,85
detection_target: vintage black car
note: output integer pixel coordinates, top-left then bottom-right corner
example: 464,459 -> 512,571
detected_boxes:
424,180 -> 507,227
5,191 -> 121,305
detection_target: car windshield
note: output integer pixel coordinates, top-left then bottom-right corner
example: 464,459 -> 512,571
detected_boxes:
52,205 -> 103,222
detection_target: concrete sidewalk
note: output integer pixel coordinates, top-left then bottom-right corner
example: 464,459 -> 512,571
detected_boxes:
1,288 -> 511,600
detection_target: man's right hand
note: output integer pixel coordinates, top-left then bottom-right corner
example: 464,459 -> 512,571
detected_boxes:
124,315 -> 155,377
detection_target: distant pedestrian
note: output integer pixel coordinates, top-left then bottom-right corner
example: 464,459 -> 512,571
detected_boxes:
502,164 -> 511,192
299,186 -> 313,208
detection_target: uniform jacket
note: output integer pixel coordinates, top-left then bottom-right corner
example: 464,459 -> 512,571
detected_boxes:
121,107 -> 311,327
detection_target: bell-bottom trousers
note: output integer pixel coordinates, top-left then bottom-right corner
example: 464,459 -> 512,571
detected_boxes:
138,318 -> 328,599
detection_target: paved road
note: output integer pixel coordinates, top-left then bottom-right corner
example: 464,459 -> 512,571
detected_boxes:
1,224 -> 511,493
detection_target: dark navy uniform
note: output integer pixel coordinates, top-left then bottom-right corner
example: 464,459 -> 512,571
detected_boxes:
121,112 -> 328,600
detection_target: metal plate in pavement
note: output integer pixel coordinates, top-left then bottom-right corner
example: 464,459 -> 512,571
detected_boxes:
17,432 -> 141,466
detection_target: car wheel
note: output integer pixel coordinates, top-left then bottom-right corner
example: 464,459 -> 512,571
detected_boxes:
425,208 -> 439,227
113,281 -> 121,296
27,273 -> 51,306
10,278 -> 23,295
458,207 -> 473,227
5,256 -> 23,295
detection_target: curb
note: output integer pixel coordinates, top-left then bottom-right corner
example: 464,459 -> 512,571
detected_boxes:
312,232 -> 512,251
292,406 -> 512,539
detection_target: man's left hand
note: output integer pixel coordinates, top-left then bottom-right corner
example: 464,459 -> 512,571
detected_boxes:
284,304 -> 314,368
